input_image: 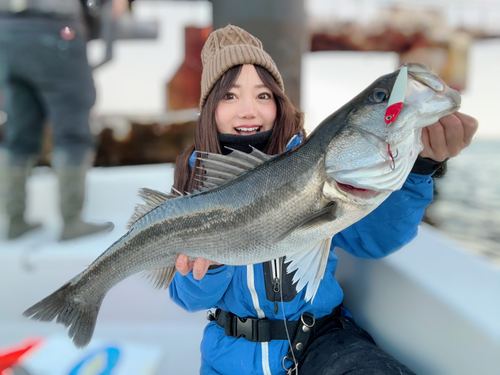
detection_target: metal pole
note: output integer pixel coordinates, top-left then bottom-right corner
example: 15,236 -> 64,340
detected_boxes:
212,0 -> 305,109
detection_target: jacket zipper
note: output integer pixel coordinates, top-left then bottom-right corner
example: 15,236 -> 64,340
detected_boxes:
271,258 -> 281,314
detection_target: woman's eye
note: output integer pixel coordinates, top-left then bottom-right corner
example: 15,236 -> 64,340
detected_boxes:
258,93 -> 272,100
371,89 -> 388,103
224,93 -> 236,100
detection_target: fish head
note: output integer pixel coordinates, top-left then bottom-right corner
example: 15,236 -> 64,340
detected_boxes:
324,63 -> 461,205
347,62 -> 461,142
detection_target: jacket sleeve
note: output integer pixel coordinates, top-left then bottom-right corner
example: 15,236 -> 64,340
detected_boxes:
331,173 -> 434,258
168,265 -> 236,312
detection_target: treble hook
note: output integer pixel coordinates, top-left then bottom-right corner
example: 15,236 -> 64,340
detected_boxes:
387,144 -> 398,170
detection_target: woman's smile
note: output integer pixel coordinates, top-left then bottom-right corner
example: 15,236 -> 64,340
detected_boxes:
234,125 -> 263,135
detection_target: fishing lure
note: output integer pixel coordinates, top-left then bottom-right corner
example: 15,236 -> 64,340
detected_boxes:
385,65 -> 408,169
385,65 -> 408,124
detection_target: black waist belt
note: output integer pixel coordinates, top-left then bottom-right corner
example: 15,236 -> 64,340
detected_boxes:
209,305 -> 342,343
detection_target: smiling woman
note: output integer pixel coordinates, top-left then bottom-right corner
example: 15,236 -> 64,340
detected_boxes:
214,64 -> 277,136
171,27 -> 304,194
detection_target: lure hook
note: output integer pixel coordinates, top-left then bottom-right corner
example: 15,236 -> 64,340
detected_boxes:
387,144 -> 398,170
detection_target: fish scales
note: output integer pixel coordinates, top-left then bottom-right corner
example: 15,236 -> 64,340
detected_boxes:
147,150 -> 325,264
51,145 -> 328,313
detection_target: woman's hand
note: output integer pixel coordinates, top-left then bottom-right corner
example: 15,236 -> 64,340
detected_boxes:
419,112 -> 478,162
175,254 -> 221,280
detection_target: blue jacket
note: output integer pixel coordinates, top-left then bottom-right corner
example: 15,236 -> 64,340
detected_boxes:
169,134 -> 434,375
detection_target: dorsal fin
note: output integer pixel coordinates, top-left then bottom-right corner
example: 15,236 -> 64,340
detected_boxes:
247,146 -> 274,162
195,166 -> 236,182
195,178 -> 218,189
171,187 -> 183,196
194,148 -> 272,190
196,157 -> 248,176
127,188 -> 177,229
202,176 -> 227,185
223,147 -> 273,165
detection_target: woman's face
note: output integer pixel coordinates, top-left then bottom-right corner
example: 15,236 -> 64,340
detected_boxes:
215,64 -> 277,135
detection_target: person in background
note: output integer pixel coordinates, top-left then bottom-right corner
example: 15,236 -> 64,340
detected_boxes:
0,0 -> 129,240
169,25 -> 478,374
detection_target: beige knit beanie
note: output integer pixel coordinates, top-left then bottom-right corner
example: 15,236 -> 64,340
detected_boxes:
199,25 -> 284,109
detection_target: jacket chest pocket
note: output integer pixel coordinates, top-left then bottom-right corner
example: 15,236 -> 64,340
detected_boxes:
262,258 -> 298,312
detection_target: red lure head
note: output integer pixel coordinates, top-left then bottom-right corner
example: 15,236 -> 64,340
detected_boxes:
384,66 -> 408,125
384,102 -> 403,124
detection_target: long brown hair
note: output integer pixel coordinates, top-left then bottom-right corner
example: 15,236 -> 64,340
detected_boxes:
173,64 -> 304,194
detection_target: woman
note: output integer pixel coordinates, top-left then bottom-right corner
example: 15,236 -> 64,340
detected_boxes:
169,25 -> 478,375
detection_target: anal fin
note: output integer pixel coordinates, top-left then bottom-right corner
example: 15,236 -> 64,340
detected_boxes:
143,267 -> 177,289
285,237 -> 332,302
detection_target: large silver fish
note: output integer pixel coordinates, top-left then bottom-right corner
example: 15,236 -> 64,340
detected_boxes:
24,63 -> 461,348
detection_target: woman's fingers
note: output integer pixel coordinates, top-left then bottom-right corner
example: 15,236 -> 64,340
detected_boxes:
193,258 -> 211,280
454,112 -> 479,147
175,253 -> 192,276
422,120 -> 447,161
419,112 -> 478,161
441,113 -> 465,158
176,254 -> 219,280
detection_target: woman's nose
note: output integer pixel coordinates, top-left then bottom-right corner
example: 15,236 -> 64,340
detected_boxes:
238,98 -> 257,119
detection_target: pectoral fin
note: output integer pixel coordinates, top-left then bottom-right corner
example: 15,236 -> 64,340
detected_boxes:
277,202 -> 336,242
285,237 -> 333,302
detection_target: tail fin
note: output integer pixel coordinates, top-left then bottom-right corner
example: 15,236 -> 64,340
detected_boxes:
23,280 -> 102,348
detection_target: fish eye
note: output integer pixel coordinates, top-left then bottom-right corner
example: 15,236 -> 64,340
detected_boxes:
370,88 -> 388,103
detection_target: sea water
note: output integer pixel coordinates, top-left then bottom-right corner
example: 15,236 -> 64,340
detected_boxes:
426,139 -> 500,263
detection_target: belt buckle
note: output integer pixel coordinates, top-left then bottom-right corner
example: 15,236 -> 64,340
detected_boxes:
234,317 -> 256,341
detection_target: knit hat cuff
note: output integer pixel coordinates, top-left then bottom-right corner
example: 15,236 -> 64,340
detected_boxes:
200,44 -> 284,109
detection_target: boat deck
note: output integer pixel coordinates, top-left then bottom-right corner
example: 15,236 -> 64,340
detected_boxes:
1,164 -> 499,374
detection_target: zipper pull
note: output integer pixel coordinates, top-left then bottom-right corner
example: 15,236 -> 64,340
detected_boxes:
273,277 -> 280,293
273,277 -> 280,314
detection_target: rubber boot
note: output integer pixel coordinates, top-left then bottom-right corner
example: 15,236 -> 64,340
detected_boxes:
5,159 -> 42,239
0,147 -> 7,213
56,157 -> 114,241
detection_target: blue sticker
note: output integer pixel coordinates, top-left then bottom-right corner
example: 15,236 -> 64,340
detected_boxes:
68,347 -> 120,375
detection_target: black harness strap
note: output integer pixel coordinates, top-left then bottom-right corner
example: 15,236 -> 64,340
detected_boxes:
209,309 -> 297,342
208,305 -> 342,343
209,305 -> 343,374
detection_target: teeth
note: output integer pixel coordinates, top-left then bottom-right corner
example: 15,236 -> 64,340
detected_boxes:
236,127 -> 260,132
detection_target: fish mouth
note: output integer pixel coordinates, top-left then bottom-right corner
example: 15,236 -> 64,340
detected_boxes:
335,181 -> 385,204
